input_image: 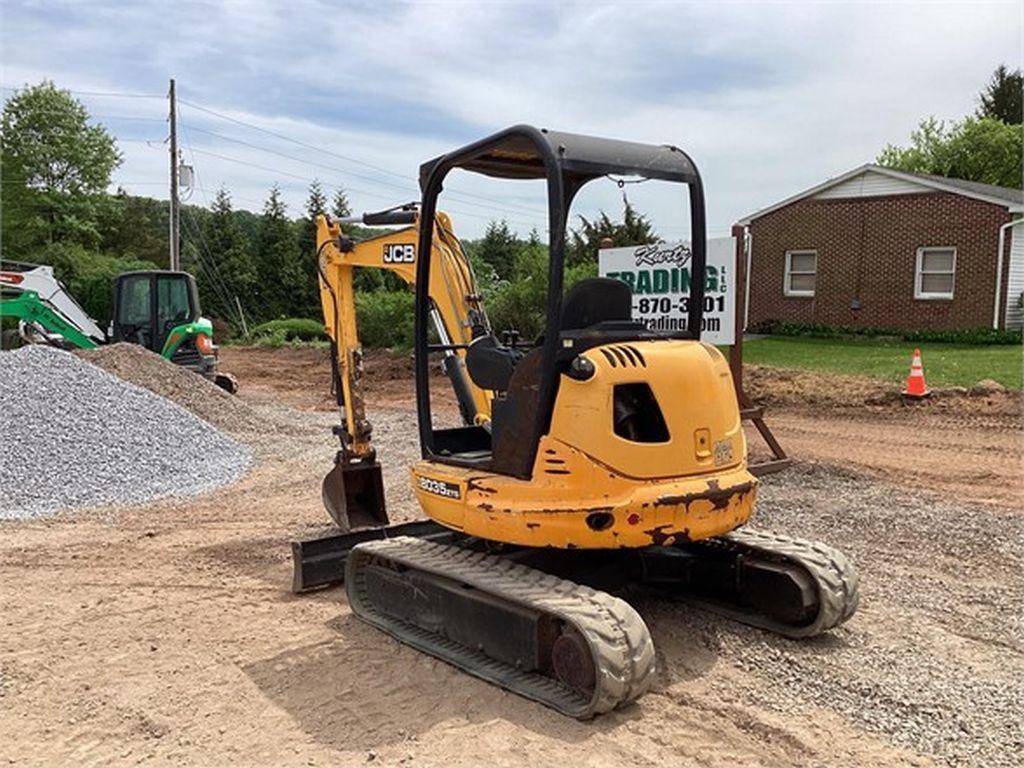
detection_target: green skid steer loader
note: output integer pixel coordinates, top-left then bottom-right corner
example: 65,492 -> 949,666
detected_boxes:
0,261 -> 238,393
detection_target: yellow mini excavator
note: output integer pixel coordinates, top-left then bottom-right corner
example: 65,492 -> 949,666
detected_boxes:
293,126 -> 859,719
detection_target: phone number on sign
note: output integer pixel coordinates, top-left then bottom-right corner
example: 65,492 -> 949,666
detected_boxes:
633,295 -> 727,314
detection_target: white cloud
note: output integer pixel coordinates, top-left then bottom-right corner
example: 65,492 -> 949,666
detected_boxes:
1,0 -> 1019,238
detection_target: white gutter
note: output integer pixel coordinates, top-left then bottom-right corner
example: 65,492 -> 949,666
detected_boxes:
744,227 -> 753,331
993,218 -> 1021,329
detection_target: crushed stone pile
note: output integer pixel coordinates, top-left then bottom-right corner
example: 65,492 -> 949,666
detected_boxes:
79,343 -> 268,437
0,345 -> 253,519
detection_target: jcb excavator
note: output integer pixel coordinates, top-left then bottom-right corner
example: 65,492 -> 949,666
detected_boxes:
294,126 -> 859,719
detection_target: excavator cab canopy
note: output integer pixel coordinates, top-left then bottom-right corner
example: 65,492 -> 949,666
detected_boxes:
415,125 -> 708,479
112,270 -> 201,353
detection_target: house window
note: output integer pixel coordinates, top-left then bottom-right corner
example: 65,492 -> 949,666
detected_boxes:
784,250 -> 817,296
915,247 -> 956,300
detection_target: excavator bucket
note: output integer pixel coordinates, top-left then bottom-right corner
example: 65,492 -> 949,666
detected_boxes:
213,372 -> 239,394
321,454 -> 389,531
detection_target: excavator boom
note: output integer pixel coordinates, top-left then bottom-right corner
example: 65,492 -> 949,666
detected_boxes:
314,207 -> 491,528
0,262 -> 106,348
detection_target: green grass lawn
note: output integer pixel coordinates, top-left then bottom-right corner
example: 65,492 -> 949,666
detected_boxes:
740,336 -> 1023,390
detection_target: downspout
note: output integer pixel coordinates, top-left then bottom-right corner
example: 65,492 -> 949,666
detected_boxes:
744,226 -> 753,330
993,218 -> 1019,329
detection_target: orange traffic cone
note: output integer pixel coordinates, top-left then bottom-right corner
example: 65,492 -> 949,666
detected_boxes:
902,348 -> 931,399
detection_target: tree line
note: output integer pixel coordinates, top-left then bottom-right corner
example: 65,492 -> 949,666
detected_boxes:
3,69 -> 1019,346
0,81 -> 660,344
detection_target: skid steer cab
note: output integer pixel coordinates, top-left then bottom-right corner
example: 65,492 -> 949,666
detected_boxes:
112,271 -> 237,393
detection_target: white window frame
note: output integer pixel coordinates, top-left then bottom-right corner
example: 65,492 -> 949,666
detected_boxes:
784,250 -> 817,297
915,246 -> 956,300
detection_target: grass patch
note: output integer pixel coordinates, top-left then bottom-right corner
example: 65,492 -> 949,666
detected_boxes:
742,336 -> 1022,390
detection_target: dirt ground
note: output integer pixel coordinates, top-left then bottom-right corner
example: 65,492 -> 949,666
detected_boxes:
220,347 -> 1024,512
1,346 -> 1021,767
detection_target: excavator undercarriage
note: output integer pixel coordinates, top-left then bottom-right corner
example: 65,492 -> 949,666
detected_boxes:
293,522 -> 858,717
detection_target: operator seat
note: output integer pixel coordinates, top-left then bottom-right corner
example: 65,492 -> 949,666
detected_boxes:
560,277 -> 632,330
490,277 -> 635,477
465,334 -> 522,393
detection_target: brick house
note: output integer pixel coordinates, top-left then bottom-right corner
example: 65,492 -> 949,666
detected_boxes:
736,165 -> 1024,331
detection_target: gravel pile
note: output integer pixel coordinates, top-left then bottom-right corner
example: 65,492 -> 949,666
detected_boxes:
79,343 -> 267,438
0,345 -> 252,519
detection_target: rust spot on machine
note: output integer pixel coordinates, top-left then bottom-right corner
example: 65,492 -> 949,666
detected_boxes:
655,480 -> 755,511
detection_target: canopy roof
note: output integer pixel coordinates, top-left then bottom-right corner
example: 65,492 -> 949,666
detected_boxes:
419,125 -> 699,188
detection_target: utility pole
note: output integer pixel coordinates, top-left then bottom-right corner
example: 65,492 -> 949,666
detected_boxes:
168,78 -> 180,271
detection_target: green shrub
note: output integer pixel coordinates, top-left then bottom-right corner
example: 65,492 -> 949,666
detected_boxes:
355,290 -> 415,349
245,292 -> 414,351
483,244 -> 597,340
748,320 -> 1023,346
41,242 -> 158,324
249,317 -> 327,342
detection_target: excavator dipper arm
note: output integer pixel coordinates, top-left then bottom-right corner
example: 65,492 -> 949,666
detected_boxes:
314,208 -> 491,529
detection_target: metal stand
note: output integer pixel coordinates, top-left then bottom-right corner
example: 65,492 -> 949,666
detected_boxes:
729,226 -> 791,477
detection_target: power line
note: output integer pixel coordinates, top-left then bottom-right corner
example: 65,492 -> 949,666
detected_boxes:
0,105 -> 166,122
181,121 -> 546,219
0,85 -> 162,99
179,98 -> 414,182
185,144 -> 539,228
179,207 -> 247,327
177,97 -> 548,217
180,145 -> 277,323
5,86 -> 547,220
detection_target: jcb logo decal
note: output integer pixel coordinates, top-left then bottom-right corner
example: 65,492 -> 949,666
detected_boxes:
383,244 -> 416,264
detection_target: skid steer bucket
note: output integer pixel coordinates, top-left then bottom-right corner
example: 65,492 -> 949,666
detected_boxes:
322,453 -> 389,531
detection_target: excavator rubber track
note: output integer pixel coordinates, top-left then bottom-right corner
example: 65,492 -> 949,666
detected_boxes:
346,536 -> 656,719
675,528 -> 860,638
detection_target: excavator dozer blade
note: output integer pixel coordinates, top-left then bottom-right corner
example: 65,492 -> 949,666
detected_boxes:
322,456 -> 389,532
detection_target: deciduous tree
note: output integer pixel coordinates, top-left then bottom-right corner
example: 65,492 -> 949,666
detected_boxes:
1,81 -> 121,251
878,116 -> 1023,188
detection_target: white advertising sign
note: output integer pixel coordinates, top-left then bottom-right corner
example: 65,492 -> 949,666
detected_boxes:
598,237 -> 736,345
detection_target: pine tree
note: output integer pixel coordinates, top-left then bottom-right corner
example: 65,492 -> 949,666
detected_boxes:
297,180 -> 329,316
567,196 -> 659,266
98,189 -> 167,264
977,65 -> 1022,125
331,187 -> 351,218
201,187 -> 257,325
477,220 -> 521,280
256,185 -> 304,319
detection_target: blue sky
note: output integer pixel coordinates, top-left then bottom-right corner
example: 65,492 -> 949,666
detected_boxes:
1,0 -> 1020,238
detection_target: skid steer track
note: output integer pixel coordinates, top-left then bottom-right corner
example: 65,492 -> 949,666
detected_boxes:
346,536 -> 656,719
